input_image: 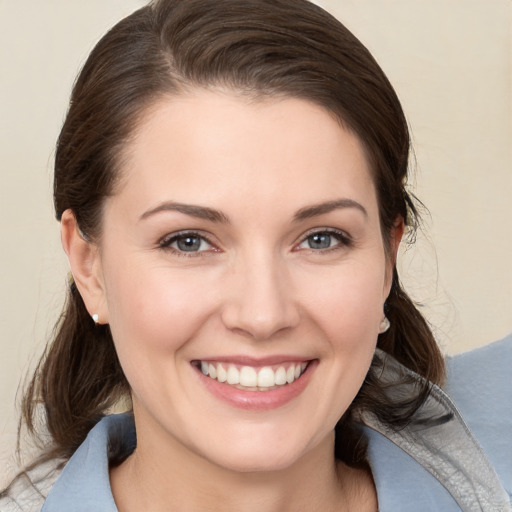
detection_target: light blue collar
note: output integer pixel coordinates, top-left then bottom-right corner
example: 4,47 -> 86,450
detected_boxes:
42,414 -> 135,512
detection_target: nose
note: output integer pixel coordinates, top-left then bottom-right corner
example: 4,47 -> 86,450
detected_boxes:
220,252 -> 300,340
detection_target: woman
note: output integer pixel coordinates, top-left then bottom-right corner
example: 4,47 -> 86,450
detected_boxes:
1,0 -> 510,510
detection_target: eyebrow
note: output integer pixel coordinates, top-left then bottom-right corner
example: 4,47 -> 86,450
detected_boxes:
140,202 -> 230,223
293,199 -> 368,221
140,198 -> 367,224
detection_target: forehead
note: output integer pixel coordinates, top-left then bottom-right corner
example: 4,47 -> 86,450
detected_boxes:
113,89 -> 377,219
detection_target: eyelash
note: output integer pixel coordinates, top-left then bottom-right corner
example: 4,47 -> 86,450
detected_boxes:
158,228 -> 353,258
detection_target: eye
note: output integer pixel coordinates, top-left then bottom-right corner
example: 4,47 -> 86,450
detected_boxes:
159,231 -> 215,255
296,229 -> 351,251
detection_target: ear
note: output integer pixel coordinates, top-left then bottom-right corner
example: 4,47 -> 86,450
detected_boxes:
383,215 -> 405,298
389,215 -> 405,263
61,209 -> 108,324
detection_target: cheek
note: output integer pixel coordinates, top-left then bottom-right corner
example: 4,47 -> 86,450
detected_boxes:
315,270 -> 384,398
300,262 -> 386,345
290,266 -> 385,445
103,260 -> 218,363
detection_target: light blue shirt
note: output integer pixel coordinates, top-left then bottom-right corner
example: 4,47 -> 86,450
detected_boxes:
39,335 -> 512,511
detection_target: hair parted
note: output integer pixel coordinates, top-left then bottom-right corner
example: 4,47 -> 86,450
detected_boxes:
9,0 -> 445,481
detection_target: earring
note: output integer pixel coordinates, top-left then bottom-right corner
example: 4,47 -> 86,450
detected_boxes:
379,316 -> 390,334
92,313 -> 99,325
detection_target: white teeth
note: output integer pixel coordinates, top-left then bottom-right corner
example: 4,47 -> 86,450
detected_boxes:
217,364 -> 227,383
226,366 -> 240,385
275,366 -> 287,385
200,361 -> 308,390
257,367 -> 275,387
239,366 -> 257,387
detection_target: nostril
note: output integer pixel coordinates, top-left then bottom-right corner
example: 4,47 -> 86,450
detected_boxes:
220,300 -> 300,340
219,262 -> 300,339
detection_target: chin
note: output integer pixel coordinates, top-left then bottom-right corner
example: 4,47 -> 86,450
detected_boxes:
210,449 -> 302,474
194,430 -> 320,474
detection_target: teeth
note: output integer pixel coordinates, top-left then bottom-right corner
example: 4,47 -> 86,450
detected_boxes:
275,366 -> 287,385
199,361 -> 308,390
217,364 -> 227,383
257,367 -> 275,387
239,366 -> 257,387
227,366 -> 240,385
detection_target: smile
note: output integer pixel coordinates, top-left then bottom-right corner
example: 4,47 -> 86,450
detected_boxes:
199,361 -> 309,391
192,358 -> 317,410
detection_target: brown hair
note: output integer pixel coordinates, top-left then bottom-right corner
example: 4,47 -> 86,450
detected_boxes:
8,0 -> 444,481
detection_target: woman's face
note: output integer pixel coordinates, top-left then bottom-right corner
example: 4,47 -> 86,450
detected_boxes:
87,90 -> 397,472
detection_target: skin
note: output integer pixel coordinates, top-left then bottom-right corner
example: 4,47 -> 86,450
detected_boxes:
62,89 -> 403,511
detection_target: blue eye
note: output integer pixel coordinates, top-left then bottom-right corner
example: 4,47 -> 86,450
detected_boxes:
160,232 -> 213,254
307,233 -> 334,249
175,234 -> 203,251
297,230 -> 351,251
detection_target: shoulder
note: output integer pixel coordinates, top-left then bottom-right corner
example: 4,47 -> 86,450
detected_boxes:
361,337 -> 512,511
39,413 -> 134,511
444,333 -> 512,497
0,414 -> 133,511
0,459 -> 64,512
444,333 -> 512,427
445,333 -> 512,399
444,334 -> 512,436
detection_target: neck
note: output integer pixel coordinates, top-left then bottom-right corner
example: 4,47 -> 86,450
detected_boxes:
111,425 -> 376,512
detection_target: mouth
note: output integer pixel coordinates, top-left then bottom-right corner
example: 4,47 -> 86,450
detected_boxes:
194,360 -> 310,391
191,357 -> 316,410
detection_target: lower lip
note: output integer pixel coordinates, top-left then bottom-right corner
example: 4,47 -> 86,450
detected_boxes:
194,361 -> 317,411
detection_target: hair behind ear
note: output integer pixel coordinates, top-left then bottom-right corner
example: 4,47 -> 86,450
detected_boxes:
20,280 -> 129,463
379,270 -> 444,385
334,270 -> 445,467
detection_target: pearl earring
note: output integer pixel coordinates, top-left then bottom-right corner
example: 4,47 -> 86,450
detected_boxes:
379,316 -> 390,334
92,313 -> 99,324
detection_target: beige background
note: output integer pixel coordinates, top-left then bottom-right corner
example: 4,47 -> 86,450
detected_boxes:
1,0 -> 511,483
